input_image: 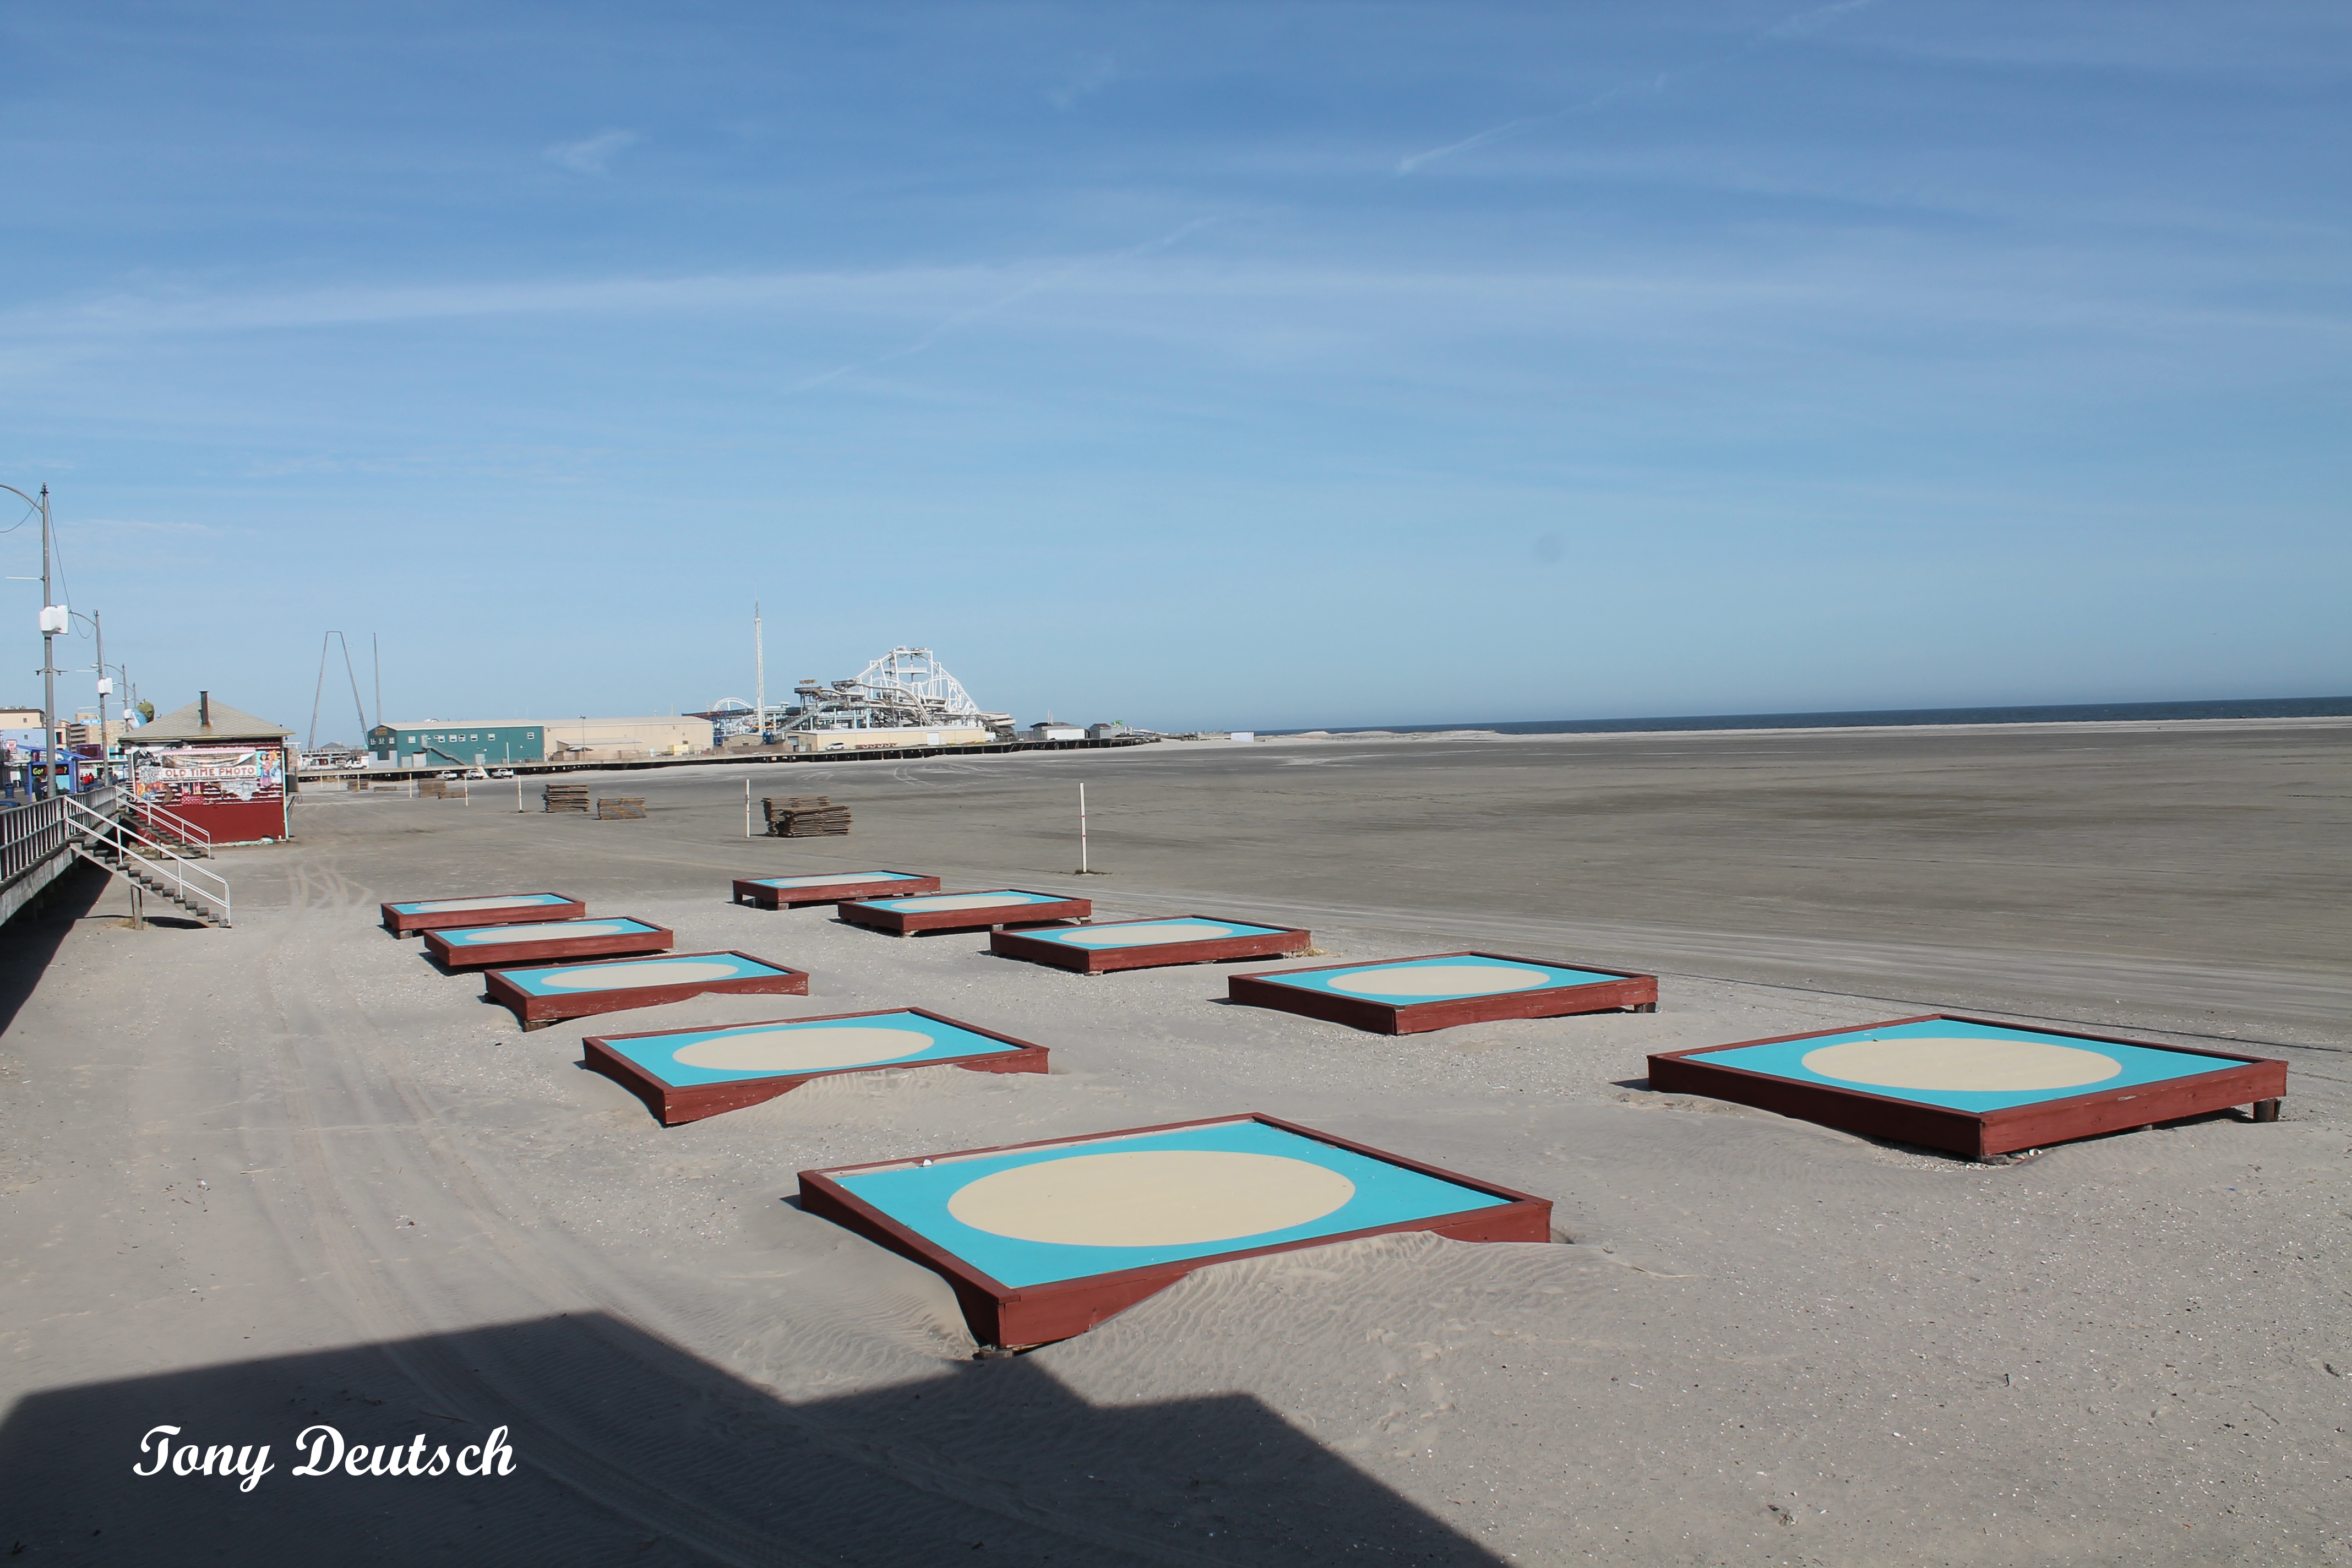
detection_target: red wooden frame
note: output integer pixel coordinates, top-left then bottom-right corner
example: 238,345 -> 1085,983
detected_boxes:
1228,951 -> 1658,1035
731,872 -> 942,910
798,1112 -> 1553,1348
836,889 -> 1093,935
423,918 -> 673,971
1648,1014 -> 2289,1159
584,1007 -> 1049,1125
990,916 -> 1313,974
484,950 -> 810,1031
381,894 -> 585,935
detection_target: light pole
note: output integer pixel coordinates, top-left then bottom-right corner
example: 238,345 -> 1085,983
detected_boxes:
98,657 -> 132,781
68,608 -> 107,785
1,482 -> 58,799
101,661 -> 133,715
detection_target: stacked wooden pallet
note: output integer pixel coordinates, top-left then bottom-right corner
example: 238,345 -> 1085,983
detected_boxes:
762,796 -> 829,823
763,796 -> 852,837
543,783 -> 590,813
417,777 -> 449,799
596,797 -> 647,820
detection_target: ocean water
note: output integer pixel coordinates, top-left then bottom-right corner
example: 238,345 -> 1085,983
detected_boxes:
1269,695 -> 2352,739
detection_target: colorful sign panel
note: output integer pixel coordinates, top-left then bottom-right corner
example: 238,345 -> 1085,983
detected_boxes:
128,745 -> 284,807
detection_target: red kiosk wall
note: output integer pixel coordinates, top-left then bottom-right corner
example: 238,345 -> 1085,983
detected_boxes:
132,743 -> 291,842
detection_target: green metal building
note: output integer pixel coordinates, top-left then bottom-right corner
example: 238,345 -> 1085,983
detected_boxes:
369,722 -> 546,767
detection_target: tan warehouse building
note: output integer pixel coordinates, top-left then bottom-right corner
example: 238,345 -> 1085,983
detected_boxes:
542,716 -> 711,763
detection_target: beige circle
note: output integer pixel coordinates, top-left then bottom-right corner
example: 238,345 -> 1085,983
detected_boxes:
411,896 -> 553,912
1325,963 -> 1550,998
1800,1036 -> 2122,1092
892,893 -> 1035,911
672,1026 -> 935,1072
461,919 -> 633,941
947,1150 -> 1355,1246
538,960 -> 745,990
1054,922 -> 1236,948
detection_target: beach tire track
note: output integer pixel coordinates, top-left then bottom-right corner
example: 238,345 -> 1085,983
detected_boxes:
246,848 -> 1284,1565
252,874 -> 831,1565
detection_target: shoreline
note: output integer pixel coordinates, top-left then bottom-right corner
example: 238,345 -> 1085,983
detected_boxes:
1264,711 -> 2352,744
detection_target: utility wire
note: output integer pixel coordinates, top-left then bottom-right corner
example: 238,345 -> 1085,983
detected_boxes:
48,502 -> 75,627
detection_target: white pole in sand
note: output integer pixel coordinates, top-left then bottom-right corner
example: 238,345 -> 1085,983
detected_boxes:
744,777 -> 751,839
515,775 -> 524,812
1079,781 -> 1088,874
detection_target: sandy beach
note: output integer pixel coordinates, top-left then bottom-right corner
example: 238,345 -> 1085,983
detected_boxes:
2,720 -> 2346,1565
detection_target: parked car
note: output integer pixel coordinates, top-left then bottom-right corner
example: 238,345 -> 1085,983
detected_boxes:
463,767 -> 489,780
437,771 -> 459,780
491,768 -> 515,778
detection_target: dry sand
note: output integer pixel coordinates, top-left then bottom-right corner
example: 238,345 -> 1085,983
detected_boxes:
2,720 -> 2348,1565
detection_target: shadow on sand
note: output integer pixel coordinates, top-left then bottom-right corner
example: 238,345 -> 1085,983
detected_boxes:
1,1311 -> 1505,1567
0,859 -> 108,1037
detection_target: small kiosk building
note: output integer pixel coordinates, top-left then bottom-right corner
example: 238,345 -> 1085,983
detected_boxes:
126,693 -> 295,845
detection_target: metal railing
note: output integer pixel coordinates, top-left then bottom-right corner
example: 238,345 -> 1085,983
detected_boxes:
1,783 -> 121,924
1,792 -> 74,888
124,795 -> 214,856
60,794 -> 233,926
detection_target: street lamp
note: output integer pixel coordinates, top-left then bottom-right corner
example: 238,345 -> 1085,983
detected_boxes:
99,660 -> 133,719
67,609 -> 111,785
0,481 -> 60,799
97,658 -> 133,784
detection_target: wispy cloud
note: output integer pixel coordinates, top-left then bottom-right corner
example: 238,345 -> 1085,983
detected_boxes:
1769,0 -> 1879,38
1397,0 -> 1881,174
786,215 -> 1227,392
74,516 -> 237,538
1047,54 -> 1118,110
544,128 -> 640,175
242,448 -> 605,483
1396,89 -> 1653,175
7,242 -> 2338,377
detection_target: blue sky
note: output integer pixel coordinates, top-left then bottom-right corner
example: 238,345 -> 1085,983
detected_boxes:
2,1 -> 2344,737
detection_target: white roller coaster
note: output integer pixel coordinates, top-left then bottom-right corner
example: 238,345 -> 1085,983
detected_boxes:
707,647 -> 1011,739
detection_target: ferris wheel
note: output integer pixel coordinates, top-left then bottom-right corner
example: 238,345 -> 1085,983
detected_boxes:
705,697 -> 760,736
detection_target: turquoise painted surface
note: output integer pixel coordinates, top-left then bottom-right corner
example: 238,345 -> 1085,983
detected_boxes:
389,893 -> 569,914
501,951 -> 789,997
601,1012 -> 1017,1088
835,1119 -> 1509,1288
756,872 -> 919,889
867,890 -> 1065,911
1255,953 -> 1625,1006
1023,917 -> 1288,947
1693,1019 -> 2241,1113
439,918 -> 656,946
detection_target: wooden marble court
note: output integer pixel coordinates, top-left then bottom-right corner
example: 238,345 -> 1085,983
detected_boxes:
989,914 -> 1313,973
380,891 -> 585,934
731,870 -> 942,908
423,915 -> 672,970
1229,951 -> 1658,1033
797,1114 -> 1551,1348
585,1008 -> 1048,1124
486,949 -> 810,1030
836,888 -> 1092,935
1648,1015 -> 2289,1157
